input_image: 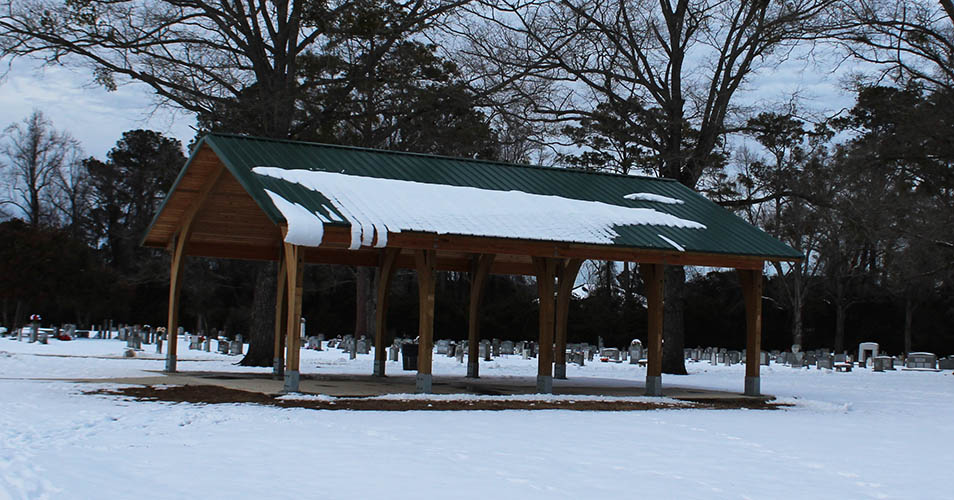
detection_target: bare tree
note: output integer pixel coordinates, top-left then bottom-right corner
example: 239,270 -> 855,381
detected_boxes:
831,0 -> 954,91
0,0 -> 469,138
1,110 -> 80,228
454,0 -> 837,373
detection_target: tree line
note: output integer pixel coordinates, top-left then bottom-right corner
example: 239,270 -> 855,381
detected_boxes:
1,0 -> 952,367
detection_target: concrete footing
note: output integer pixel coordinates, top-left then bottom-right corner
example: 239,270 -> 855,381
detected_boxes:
416,373 -> 432,393
165,353 -> 176,373
645,375 -> 662,396
536,375 -> 553,394
744,376 -> 760,397
554,363 -> 566,380
283,370 -> 300,393
373,359 -> 385,377
466,362 -> 478,379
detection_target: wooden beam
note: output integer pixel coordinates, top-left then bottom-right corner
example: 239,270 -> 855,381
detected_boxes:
640,263 -> 665,396
415,249 -> 437,393
163,166 -> 224,373
282,240 -> 305,392
554,258 -> 583,380
467,254 -> 496,378
739,268 -> 764,396
272,250 -> 288,377
168,164 -> 226,248
164,228 -> 189,373
315,226 -> 795,268
373,248 -> 401,377
533,257 -> 558,393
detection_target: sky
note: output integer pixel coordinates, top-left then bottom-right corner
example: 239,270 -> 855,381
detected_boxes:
0,59 -> 196,159
0,47 -> 860,161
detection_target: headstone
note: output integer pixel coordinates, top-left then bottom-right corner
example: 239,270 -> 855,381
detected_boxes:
600,348 -> 620,362
307,336 -> 321,350
483,340 -> 492,361
501,341 -> 515,355
218,339 -> 230,354
571,351 -> 584,366
858,342 -> 879,366
938,357 -> 954,370
230,339 -> 243,356
872,356 -> 895,372
388,345 -> 400,362
492,339 -> 501,357
203,338 -> 211,352
357,336 -> 370,355
155,328 -> 164,353
816,355 -> 833,370
455,344 -> 465,363
905,352 -> 937,370
760,351 -> 770,366
436,340 -> 451,355
726,350 -> 741,365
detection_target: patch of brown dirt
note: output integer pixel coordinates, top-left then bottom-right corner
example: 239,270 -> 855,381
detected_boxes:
85,385 -> 789,411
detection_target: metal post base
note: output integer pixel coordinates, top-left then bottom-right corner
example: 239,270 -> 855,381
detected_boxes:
373,359 -> 386,377
416,373 -> 432,393
554,363 -> 567,380
466,362 -> 479,378
744,376 -> 760,397
283,370 -> 300,393
645,375 -> 662,396
165,352 -> 176,373
536,375 -> 553,394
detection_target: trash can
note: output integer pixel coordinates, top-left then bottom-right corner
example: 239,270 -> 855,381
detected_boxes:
402,343 -> 419,371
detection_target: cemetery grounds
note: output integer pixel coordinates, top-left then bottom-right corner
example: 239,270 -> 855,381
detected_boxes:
1,336 -> 952,499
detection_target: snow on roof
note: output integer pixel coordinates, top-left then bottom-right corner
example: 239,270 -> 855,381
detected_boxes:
657,234 -> 686,252
623,192 -> 685,205
253,167 -> 706,249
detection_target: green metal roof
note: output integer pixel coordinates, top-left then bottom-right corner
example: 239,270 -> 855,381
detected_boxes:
158,133 -> 801,260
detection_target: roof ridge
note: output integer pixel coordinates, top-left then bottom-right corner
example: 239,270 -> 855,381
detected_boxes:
206,132 -> 678,183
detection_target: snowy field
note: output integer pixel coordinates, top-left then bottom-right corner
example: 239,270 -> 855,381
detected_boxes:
2,336 -> 952,500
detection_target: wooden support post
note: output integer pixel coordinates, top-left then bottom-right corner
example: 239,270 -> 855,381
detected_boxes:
415,249 -> 437,393
640,263 -> 665,396
373,248 -> 400,377
164,164 -> 224,374
282,241 -> 305,392
272,252 -> 288,378
739,268 -> 764,397
165,230 -> 188,373
533,257 -> 558,393
467,254 -> 495,378
554,258 -> 582,380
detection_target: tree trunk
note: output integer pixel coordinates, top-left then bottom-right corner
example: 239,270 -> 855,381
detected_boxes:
240,262 -> 277,366
791,273 -> 804,351
903,295 -> 914,355
662,265 -> 687,375
834,303 -> 846,354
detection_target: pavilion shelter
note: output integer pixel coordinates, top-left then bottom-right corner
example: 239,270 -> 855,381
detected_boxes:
143,134 -> 801,396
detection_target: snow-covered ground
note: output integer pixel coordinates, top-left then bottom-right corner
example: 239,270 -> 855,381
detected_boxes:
2,336 -> 952,499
